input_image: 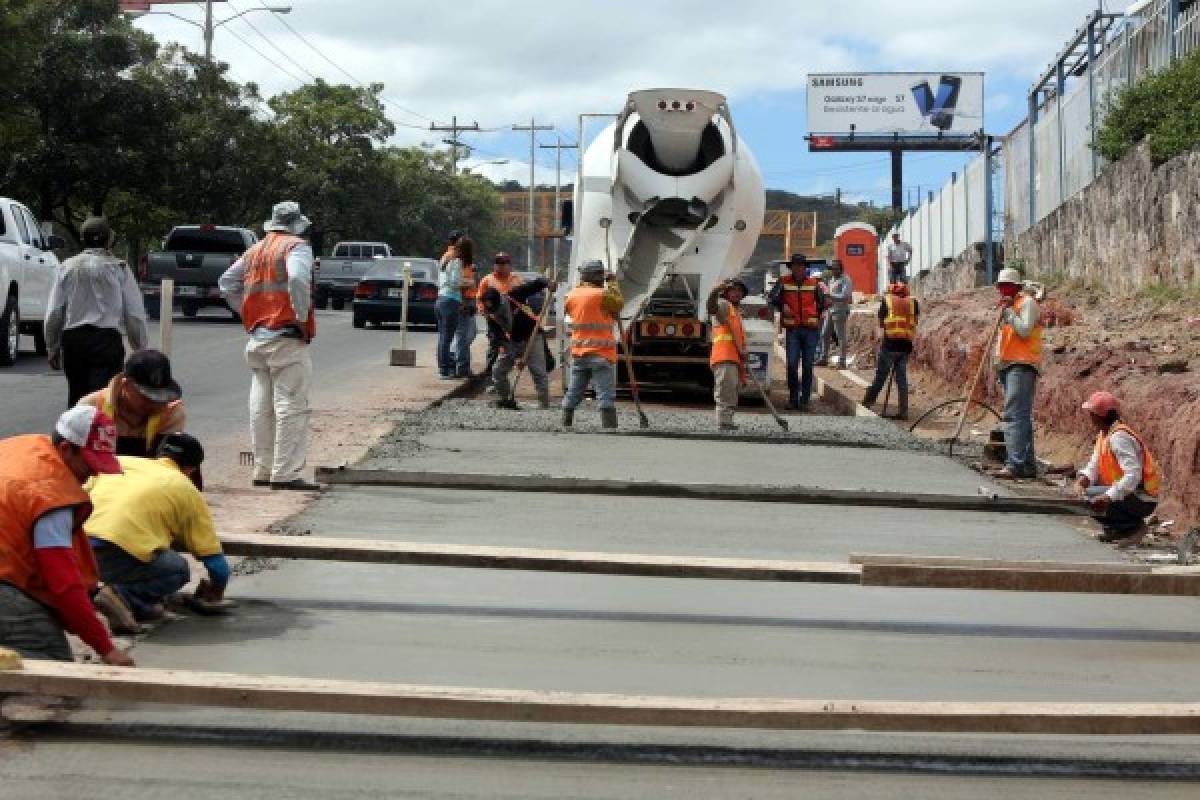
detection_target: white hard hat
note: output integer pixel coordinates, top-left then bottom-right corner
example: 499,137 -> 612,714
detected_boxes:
996,267 -> 1023,285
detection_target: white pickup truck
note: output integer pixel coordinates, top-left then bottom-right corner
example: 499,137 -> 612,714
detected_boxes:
0,197 -> 65,366
315,240 -> 392,310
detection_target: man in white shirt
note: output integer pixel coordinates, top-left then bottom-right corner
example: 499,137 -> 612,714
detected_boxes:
1075,391 -> 1161,545
816,260 -> 853,367
219,202 -> 318,492
886,234 -> 912,284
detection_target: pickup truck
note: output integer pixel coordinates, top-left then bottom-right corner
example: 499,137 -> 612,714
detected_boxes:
315,240 -> 391,310
0,197 -> 65,366
142,225 -> 257,319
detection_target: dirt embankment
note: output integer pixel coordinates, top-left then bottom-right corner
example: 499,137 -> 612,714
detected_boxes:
844,287 -> 1200,528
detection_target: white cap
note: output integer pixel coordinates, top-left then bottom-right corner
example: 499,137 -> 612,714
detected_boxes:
996,267 -> 1023,285
55,406 -> 122,475
264,201 -> 311,235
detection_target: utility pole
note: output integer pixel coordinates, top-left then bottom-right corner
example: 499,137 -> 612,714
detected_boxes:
513,118 -> 553,268
204,0 -> 214,61
429,116 -> 480,175
540,136 -> 577,274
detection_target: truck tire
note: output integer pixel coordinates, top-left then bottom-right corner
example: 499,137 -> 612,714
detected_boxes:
0,294 -> 19,366
181,300 -> 200,318
331,296 -> 345,311
143,293 -> 161,321
31,322 -> 47,356
352,311 -> 366,329
314,290 -> 329,310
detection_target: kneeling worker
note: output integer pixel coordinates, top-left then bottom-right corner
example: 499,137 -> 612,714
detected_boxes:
85,433 -> 231,622
0,407 -> 134,665
79,349 -> 185,457
709,279 -> 749,431
1075,391 -> 1161,545
562,260 -> 624,429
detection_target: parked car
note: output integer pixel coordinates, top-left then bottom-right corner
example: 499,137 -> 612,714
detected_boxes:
316,241 -> 392,310
142,225 -> 256,319
0,197 -> 65,365
351,257 -> 440,329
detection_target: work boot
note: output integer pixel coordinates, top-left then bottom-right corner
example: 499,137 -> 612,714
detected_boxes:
537,389 -> 551,410
492,397 -> 519,410
561,409 -> 574,427
271,478 -> 322,492
862,391 -> 877,408
601,408 -> 618,429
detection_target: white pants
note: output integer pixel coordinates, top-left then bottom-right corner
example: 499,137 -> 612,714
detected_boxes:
245,337 -> 312,483
713,362 -> 740,427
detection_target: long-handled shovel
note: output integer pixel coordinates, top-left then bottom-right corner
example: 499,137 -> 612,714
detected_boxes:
950,308 -> 1007,450
747,365 -> 789,431
615,315 -> 650,429
508,285 -> 556,406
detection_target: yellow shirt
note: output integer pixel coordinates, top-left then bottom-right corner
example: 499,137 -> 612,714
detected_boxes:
85,456 -> 221,563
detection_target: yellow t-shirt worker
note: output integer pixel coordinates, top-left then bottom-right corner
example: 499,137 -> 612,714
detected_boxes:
85,434 -> 230,623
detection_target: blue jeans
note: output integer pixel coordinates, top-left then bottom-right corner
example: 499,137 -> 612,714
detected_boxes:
866,348 -> 909,409
452,310 -> 477,376
562,354 -> 617,410
998,365 -> 1038,475
435,296 -> 462,376
785,327 -> 820,405
92,542 -> 191,618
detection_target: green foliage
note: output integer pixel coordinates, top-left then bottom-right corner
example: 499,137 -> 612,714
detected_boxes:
859,206 -> 905,237
1096,47 -> 1200,165
0,1 -> 506,262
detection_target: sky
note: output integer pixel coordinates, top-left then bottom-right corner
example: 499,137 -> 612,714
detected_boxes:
131,0 -> 1119,207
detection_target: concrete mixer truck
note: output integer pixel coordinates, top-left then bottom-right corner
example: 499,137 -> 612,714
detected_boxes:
564,89 -> 771,393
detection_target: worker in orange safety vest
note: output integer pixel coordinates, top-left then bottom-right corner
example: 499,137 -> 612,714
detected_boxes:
769,254 -> 827,411
1075,391 -> 1161,546
992,267 -> 1043,480
862,282 -> 918,420
709,279 -> 749,431
219,201 -> 319,492
561,260 -> 623,430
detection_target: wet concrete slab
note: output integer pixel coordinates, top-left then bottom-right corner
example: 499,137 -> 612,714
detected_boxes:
362,428 -> 1005,496
290,486 -> 1111,564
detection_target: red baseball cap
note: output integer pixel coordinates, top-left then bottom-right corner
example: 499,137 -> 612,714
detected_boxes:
1082,391 -> 1119,417
56,407 -> 122,475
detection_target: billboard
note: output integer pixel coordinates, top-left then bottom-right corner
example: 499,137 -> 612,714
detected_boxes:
807,73 -> 984,136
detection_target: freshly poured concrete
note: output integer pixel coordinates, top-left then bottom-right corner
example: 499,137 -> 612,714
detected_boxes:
363,428 -> 1006,495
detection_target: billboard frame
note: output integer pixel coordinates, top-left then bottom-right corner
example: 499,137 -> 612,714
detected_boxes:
807,71 -> 986,138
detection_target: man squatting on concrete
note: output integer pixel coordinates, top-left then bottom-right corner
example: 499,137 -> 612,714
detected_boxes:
220,201 -> 320,492
78,348 -> 186,458
561,260 -> 624,430
86,433 -> 231,627
482,274 -> 555,410
1075,391 -> 1162,545
0,407 -> 135,666
708,279 -> 749,431
993,267 -> 1043,480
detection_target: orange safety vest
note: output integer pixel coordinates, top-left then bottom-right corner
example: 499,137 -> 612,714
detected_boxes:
462,264 -> 478,304
1094,422 -> 1161,498
566,286 -> 617,363
0,435 -> 99,607
476,271 -> 523,312
779,275 -> 822,329
241,233 -> 315,340
710,302 -> 746,367
883,293 -> 916,341
997,294 -> 1041,367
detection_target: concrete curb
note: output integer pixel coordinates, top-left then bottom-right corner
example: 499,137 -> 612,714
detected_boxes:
772,341 -> 879,419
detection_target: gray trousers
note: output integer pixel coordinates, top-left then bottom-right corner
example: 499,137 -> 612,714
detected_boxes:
0,583 -> 72,661
819,311 -> 849,366
713,362 -> 740,427
493,332 -> 548,401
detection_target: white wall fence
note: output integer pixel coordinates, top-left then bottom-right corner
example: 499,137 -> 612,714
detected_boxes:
879,152 -> 991,286
1005,0 -> 1200,237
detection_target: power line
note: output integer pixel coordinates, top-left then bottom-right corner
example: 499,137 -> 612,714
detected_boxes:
219,24 -> 308,86
226,1 -> 322,82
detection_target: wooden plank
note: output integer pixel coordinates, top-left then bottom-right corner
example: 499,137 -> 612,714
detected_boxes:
850,553 -> 1152,574
862,564 -> 1200,597
3,660 -> 1200,734
219,533 -> 863,584
313,468 -> 1084,517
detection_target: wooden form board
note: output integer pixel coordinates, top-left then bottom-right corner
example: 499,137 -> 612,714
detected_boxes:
313,468 -> 1084,516
219,533 -> 862,584
3,660 -> 1200,734
219,535 -> 1200,596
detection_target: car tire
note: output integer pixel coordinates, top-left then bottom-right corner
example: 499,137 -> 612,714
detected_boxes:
331,296 -> 345,311
143,292 -> 161,320
31,322 -> 47,356
352,312 -> 366,329
181,300 -> 199,318
0,294 -> 19,366
314,291 -> 329,311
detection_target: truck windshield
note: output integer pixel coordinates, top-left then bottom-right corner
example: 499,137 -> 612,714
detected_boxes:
166,228 -> 248,254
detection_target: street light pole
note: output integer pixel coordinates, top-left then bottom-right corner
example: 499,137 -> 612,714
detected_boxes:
512,118 -> 553,268
203,0 -> 214,62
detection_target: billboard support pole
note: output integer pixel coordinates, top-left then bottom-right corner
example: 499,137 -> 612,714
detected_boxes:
984,135 -> 995,285
890,148 -> 903,212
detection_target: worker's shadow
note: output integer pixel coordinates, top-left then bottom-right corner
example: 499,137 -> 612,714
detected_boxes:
138,597 -> 312,648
